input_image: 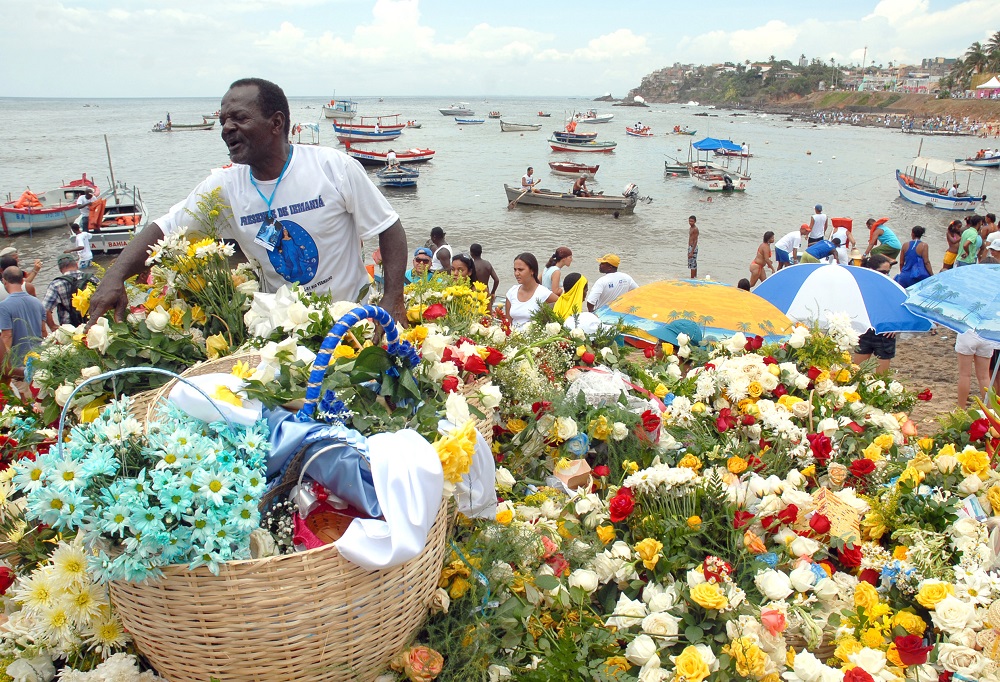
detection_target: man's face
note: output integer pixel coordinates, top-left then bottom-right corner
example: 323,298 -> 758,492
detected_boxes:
413,253 -> 431,273
220,85 -> 279,166
688,218 -> 696,227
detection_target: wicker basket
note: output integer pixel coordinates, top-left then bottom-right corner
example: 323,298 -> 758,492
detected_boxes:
785,632 -> 837,664
109,306 -> 448,682
462,375 -> 496,447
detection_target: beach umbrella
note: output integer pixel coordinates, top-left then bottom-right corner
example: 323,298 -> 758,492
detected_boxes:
753,262 -> 932,334
595,279 -> 793,344
903,264 -> 1000,342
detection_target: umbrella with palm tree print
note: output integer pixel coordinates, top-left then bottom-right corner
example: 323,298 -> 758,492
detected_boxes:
903,264 -> 1000,342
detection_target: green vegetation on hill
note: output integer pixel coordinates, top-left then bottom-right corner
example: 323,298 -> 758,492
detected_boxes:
668,59 -> 836,105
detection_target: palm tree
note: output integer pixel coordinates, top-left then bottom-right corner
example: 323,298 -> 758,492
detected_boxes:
964,42 -> 988,77
988,31 -> 1000,71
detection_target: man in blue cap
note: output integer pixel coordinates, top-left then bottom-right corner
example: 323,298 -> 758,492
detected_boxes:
406,247 -> 434,283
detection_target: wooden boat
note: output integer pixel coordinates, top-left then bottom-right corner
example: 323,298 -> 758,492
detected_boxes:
664,159 -> 691,176
0,174 -> 97,235
333,122 -> 402,144
88,180 -> 148,254
500,121 -> 542,132
343,143 -> 435,166
376,167 -> 419,188
896,157 -> 987,211
487,111 -> 501,119
548,138 -> 617,153
333,115 -> 406,133
553,129 -> 598,142
715,148 -> 752,158
455,118 -> 485,125
538,112 -> 551,117
568,110 -> 614,124
153,121 -> 215,132
203,111 -> 220,120
405,120 -> 422,129
322,98 -> 358,120
625,126 -> 654,137
671,126 -> 697,135
439,103 -> 474,116
503,183 -> 638,213
961,149 -> 1000,168
690,164 -> 751,191
548,161 -> 599,178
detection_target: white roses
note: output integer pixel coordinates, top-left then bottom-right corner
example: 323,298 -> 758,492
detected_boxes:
755,569 -> 793,601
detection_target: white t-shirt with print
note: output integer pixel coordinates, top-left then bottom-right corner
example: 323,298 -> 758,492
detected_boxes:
586,272 -> 638,309
75,232 -> 93,261
505,284 -> 552,329
156,145 -> 398,299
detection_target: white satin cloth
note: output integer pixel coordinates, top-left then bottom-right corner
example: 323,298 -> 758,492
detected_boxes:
335,429 -> 445,571
439,419 -> 498,520
167,372 -> 263,426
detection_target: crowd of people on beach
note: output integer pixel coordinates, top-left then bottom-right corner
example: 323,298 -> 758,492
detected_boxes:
803,110 -> 1000,136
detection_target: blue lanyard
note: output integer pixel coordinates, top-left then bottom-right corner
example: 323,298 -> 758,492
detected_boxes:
249,147 -> 293,219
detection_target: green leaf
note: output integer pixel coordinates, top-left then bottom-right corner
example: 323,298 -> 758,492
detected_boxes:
684,625 -> 704,643
534,575 -> 560,591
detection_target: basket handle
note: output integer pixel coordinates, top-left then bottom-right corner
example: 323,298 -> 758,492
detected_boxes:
295,304 -> 420,422
56,367 -> 236,459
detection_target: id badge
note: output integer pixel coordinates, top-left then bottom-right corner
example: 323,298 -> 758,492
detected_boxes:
254,216 -> 282,252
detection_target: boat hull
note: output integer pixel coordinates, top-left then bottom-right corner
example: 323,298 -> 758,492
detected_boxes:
553,130 -> 598,142
344,144 -> 435,165
1,175 -> 97,235
963,156 -> 1000,168
573,115 -> 614,124
158,122 -> 215,131
455,118 -> 485,125
377,168 -> 419,187
548,162 -> 599,178
626,127 -> 653,137
548,139 -> 616,153
504,184 -> 634,213
500,121 -> 542,132
690,167 -> 750,192
664,161 -> 691,176
333,124 -> 403,143
439,106 -> 474,116
714,150 -> 752,158
87,182 -> 148,253
895,170 -> 985,211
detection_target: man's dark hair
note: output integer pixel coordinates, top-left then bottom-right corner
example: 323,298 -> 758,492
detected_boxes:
988,213 -> 996,223
865,254 -> 893,271
470,243 -> 483,258
0,256 -> 16,270
2,266 -> 23,285
689,215 -> 697,222
430,226 -> 445,240
229,77 -> 290,135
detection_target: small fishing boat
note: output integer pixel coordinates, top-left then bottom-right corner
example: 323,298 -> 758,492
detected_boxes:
538,111 -> 551,117
500,121 -> 542,132
343,143 -> 435,166
487,111 -> 501,119
625,126 -> 654,137
553,129 -> 598,142
203,110 -> 221,120
896,157 -> 987,211
671,126 -> 696,135
87,180 -> 148,254
439,103 -> 474,116
455,118 -> 485,125
322,98 -> 359,120
548,138 -> 617,153
960,149 -> 1000,168
376,166 -> 419,188
568,110 -> 614,124
664,159 -> 691,176
333,115 -> 406,133
405,120 -> 422,129
715,145 -> 752,158
548,161 -> 599,178
690,164 -> 751,192
152,121 -> 215,132
0,174 -> 97,235
504,183 -> 639,213
333,122 -> 402,144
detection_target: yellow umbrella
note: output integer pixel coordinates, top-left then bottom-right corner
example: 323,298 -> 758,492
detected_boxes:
596,279 -> 793,344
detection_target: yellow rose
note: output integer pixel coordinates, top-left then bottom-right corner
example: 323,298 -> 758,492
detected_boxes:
687,515 -> 702,530
908,452 -> 935,474
673,646 -> 710,682
801,465 -> 816,478
786,649 -> 796,668
689,582 -> 728,610
957,449 -> 990,480
854,581 -> 880,612
834,636 -> 863,664
79,397 -> 107,424
168,307 -> 185,327
727,637 -> 767,678
661,342 -> 674,356
892,610 -> 927,636
748,381 -> 763,398
897,466 -> 925,489
333,344 -> 357,360
653,383 -> 668,399
874,434 -> 895,450
596,525 -> 615,545
622,460 -> 639,474
691,402 -> 706,415
816,370 -> 830,384
678,454 -> 702,472
590,416 -> 611,441
917,437 -> 935,453
576,345 -> 587,358
937,443 -> 957,458
836,368 -> 851,383
603,656 -> 631,675
727,456 -> 748,474
777,395 -> 804,409
988,486 -> 1000,515
860,627 -> 887,649
189,305 -> 208,325
495,508 -> 513,525
844,391 -> 861,403
916,581 -> 955,610
507,419 -> 527,434
892,546 -> 909,561
205,333 -> 229,360
634,538 -> 663,570
863,443 -> 884,461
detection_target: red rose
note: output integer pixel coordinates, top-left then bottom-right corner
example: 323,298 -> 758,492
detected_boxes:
746,455 -> 764,471
843,668 -> 875,682
807,366 -> 822,380
969,418 -> 990,441
777,504 -> 799,526
772,383 -> 788,398
640,410 -> 660,433
741,414 -> 756,426
838,543 -> 862,568
464,354 -> 488,375
807,432 -> 833,464
939,672 -> 954,682
733,510 -> 754,529
762,355 -> 778,365
846,421 -> 866,434
593,465 -> 610,478
546,552 -> 570,577
483,347 -> 504,366
643,347 -> 655,359
859,568 -> 880,585
0,567 -> 14,596
422,303 -> 448,320
581,351 -> 596,364
849,459 -> 876,477
441,376 -> 460,393
715,408 -> 737,433
894,635 -> 933,666
702,555 -> 733,582
809,513 -> 831,535
760,515 -> 779,531
609,488 -> 635,523
917,389 -> 933,401
744,335 -> 764,351
531,401 -> 552,417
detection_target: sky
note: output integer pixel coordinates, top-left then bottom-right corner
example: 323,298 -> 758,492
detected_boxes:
2,0 -> 999,98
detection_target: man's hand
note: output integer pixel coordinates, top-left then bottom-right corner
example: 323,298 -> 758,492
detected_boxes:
85,276 -> 129,327
32,259 -> 42,273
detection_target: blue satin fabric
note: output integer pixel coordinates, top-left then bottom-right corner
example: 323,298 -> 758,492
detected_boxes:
265,407 -> 381,517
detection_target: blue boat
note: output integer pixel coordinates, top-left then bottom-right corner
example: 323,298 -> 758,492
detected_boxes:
376,166 -> 419,187
332,122 -> 402,143
455,118 -> 485,125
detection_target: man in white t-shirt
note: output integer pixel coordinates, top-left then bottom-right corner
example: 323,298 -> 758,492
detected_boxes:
807,204 -> 828,245
429,226 -> 451,272
86,78 -> 409,326
521,167 -> 539,193
76,188 -> 96,231
586,254 -> 638,311
773,230 -> 801,270
67,224 -> 94,268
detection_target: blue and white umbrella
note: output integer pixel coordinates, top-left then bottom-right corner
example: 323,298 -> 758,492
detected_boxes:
903,264 -> 1000,342
753,263 -> 932,334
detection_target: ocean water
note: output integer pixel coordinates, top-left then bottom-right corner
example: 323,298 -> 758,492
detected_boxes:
1,95 -> 997,293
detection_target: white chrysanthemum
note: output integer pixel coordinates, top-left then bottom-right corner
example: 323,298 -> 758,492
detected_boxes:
50,540 -> 90,590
